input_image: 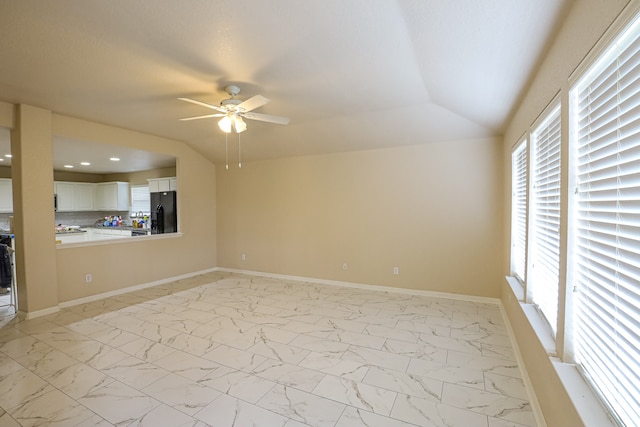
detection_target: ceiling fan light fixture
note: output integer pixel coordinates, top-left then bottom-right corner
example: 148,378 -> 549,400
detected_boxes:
233,115 -> 247,133
218,116 -> 232,133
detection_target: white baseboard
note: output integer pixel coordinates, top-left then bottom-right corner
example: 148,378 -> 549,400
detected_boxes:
18,305 -> 61,320
216,267 -> 500,305
28,266 -> 498,317
58,266 -> 219,309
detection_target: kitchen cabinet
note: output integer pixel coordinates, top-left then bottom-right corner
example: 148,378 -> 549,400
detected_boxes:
55,181 -> 129,212
91,228 -> 130,237
74,183 -> 95,211
54,182 -> 76,212
54,182 -> 96,212
96,182 -> 129,211
148,177 -> 176,193
0,179 -> 13,213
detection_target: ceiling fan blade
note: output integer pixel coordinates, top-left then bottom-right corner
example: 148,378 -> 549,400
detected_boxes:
243,112 -> 290,125
177,97 -> 226,113
179,113 -> 226,121
237,95 -> 270,113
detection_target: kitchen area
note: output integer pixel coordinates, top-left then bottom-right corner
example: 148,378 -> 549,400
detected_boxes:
0,176 -> 177,243
52,176 -> 177,245
0,123 -> 191,315
0,131 -> 179,247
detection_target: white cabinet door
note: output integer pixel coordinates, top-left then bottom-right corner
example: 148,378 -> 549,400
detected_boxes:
148,180 -> 159,193
148,177 -> 176,193
157,179 -> 170,192
55,182 -> 75,212
74,183 -> 95,211
96,182 -> 129,211
0,179 -> 12,213
55,182 -> 96,211
96,183 -> 113,210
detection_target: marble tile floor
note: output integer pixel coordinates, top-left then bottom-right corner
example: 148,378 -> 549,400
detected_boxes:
0,271 -> 537,426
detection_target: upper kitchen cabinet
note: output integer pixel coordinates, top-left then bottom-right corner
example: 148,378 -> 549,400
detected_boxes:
55,181 -> 96,212
55,182 -> 75,211
74,183 -> 95,211
148,177 -> 176,193
96,182 -> 129,211
0,178 -> 12,213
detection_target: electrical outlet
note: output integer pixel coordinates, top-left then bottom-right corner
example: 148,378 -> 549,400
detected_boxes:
393,266 -> 399,275
241,253 -> 246,262
85,273 -> 92,283
343,263 -> 348,270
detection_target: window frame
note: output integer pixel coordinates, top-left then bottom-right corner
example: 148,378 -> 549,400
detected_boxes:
130,184 -> 150,216
566,11 -> 640,426
528,102 -> 562,335
508,4 -> 640,423
511,138 -> 529,285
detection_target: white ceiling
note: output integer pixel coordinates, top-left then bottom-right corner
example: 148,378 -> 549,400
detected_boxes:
0,0 -> 571,169
0,127 -> 175,173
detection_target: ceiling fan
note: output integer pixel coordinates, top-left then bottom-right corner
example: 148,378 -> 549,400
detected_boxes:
178,85 -> 290,133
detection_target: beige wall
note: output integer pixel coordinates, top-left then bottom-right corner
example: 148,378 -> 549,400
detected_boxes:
52,167 -> 177,185
54,171 -> 105,183
0,102 -> 13,128
217,137 -> 503,298
12,105 -> 59,312
501,1 -> 630,425
53,115 -> 217,304
0,166 -> 11,179
0,109 -> 218,308
107,167 -> 176,186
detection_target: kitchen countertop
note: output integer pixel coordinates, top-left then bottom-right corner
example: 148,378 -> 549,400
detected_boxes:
55,225 -> 149,234
55,229 -> 86,235
90,225 -> 149,231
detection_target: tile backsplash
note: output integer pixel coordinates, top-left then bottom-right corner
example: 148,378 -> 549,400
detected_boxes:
56,211 -> 129,227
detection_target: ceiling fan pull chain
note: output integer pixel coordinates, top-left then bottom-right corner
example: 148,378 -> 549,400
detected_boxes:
238,133 -> 242,168
225,133 -> 229,170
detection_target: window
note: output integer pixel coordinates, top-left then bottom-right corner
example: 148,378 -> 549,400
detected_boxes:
569,13 -> 640,426
529,105 -> 561,334
511,139 -> 528,282
131,185 -> 150,215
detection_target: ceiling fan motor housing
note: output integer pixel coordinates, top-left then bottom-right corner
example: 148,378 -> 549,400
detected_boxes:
220,98 -> 242,112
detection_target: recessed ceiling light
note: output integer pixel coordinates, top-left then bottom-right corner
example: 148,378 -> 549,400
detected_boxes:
64,165 -> 74,169
0,159 -> 4,162
110,157 -> 120,162
4,154 -> 11,158
80,162 -> 91,166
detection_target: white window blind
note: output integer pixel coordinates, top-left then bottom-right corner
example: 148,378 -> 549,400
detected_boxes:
511,140 -> 528,282
530,105 -> 561,334
131,185 -> 150,214
570,13 -> 640,426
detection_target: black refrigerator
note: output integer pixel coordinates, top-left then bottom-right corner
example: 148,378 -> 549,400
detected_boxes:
150,191 -> 177,234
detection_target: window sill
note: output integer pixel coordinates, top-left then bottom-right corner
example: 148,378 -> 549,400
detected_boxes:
504,276 -> 616,427
521,303 -> 557,357
505,276 -> 557,356
551,360 -> 617,427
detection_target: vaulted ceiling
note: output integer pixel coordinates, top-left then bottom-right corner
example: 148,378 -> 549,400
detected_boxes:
0,0 -> 571,166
